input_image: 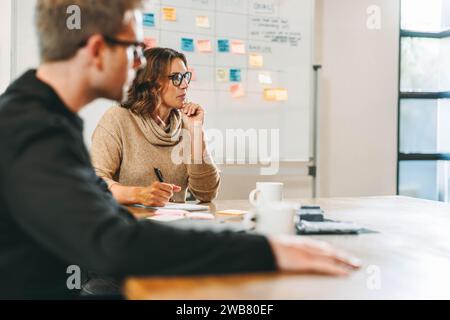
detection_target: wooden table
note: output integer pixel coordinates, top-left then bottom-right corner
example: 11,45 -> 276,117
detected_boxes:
125,196 -> 450,300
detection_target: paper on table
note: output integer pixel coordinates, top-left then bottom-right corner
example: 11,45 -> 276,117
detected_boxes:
148,215 -> 185,222
186,212 -> 215,220
162,7 -> 177,21
216,209 -> 248,217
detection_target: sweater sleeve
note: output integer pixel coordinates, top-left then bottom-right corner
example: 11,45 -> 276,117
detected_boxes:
90,116 -> 123,188
187,144 -> 221,203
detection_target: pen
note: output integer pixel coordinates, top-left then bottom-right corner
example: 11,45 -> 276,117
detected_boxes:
154,167 -> 165,183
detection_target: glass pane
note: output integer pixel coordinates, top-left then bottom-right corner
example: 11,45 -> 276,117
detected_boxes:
402,0 -> 450,32
400,99 -> 438,153
399,161 -> 438,200
437,99 -> 450,152
401,37 -> 450,92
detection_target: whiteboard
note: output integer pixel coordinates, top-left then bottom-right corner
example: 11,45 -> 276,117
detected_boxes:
11,0 -> 315,162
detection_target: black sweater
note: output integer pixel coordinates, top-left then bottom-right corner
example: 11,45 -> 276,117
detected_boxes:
0,70 -> 276,299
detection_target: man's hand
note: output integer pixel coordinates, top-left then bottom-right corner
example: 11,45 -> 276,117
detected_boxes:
269,236 -> 361,276
135,182 -> 182,207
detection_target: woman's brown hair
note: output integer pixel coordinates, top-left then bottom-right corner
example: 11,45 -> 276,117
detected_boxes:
121,47 -> 188,117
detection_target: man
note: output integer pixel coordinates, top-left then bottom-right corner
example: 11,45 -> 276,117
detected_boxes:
0,0 -> 360,299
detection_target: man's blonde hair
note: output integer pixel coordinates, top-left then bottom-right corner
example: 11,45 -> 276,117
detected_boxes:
36,0 -> 143,62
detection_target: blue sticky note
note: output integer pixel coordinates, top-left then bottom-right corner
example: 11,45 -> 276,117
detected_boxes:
217,39 -> 230,53
143,13 -> 155,27
230,69 -> 242,82
181,38 -> 195,52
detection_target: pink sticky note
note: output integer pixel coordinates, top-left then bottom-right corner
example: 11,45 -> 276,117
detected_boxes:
186,212 -> 215,220
154,209 -> 188,216
230,84 -> 245,98
144,37 -> 157,49
197,39 -> 212,53
188,67 -> 197,81
231,40 -> 246,54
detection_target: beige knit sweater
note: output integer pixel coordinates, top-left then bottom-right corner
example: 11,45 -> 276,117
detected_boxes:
90,106 -> 220,203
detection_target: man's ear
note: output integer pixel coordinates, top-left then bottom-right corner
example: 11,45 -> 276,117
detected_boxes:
84,34 -> 105,71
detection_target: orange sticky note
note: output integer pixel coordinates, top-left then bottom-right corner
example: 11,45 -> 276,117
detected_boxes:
230,84 -> 245,98
231,40 -> 246,54
162,7 -> 177,21
144,37 -> 157,49
197,39 -> 212,53
249,54 -> 264,68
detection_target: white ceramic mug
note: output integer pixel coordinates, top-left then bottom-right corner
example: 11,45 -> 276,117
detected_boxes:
254,202 -> 297,236
249,182 -> 284,207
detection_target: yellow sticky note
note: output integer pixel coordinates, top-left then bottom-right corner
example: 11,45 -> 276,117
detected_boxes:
216,68 -> 229,82
196,16 -> 210,28
197,39 -> 212,53
230,84 -> 245,98
264,89 -> 288,101
249,54 -> 264,68
231,40 -> 246,55
162,7 -> 177,21
143,37 -> 157,49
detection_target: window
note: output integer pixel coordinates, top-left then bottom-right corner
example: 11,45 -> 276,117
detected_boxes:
398,0 -> 450,201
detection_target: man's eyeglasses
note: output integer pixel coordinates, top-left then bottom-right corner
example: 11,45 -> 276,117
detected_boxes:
168,72 -> 192,87
103,35 -> 147,70
78,35 -> 147,70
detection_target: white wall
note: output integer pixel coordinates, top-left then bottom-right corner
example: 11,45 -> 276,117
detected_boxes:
0,0 -> 12,93
315,0 -> 399,197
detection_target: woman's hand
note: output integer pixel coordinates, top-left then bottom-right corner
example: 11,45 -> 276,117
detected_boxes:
182,102 -> 205,128
134,182 -> 182,207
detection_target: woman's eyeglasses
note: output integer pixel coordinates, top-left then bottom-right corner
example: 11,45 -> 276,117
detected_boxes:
168,72 -> 192,87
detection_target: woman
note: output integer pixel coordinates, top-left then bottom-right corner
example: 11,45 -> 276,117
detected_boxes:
91,48 -> 220,206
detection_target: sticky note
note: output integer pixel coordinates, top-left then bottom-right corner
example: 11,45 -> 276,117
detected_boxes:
249,54 -> 264,68
196,16 -> 210,28
230,84 -> 245,98
188,67 -> 197,81
264,89 -> 289,101
143,37 -> 157,49
181,38 -> 195,52
162,7 -> 177,21
216,68 -> 229,82
217,40 -> 230,53
230,69 -> 242,82
231,40 -> 246,54
197,39 -> 212,53
216,209 -> 248,217
143,13 -> 155,27
258,72 -> 272,84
